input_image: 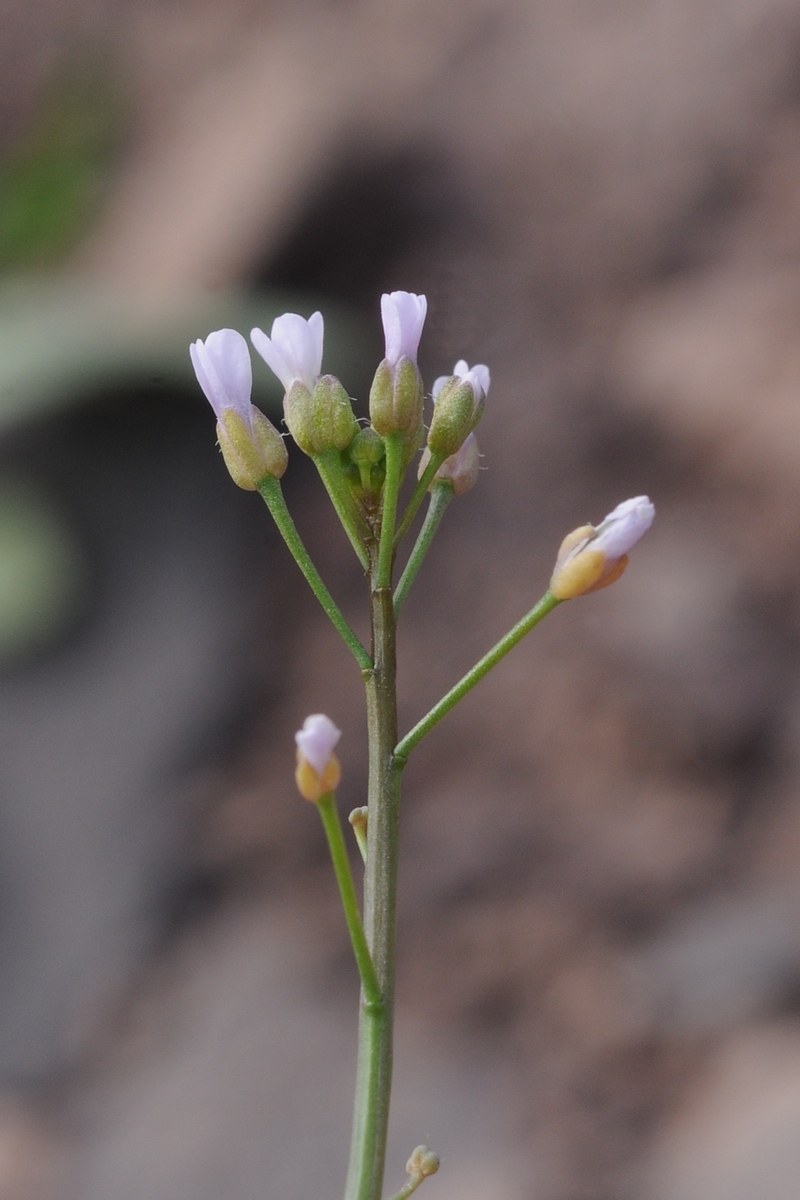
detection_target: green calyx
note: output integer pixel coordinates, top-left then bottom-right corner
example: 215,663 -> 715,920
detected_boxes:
426,377 -> 482,459
369,357 -> 424,443
217,407 -> 288,489
284,374 -> 359,455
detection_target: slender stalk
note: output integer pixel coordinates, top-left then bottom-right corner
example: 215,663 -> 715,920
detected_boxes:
376,434 -> 404,589
257,477 -> 372,672
344,582 -> 401,1200
317,793 -> 381,1005
386,1176 -> 426,1200
395,590 -> 561,762
314,449 -> 371,570
393,453 -> 444,550
393,481 -> 454,618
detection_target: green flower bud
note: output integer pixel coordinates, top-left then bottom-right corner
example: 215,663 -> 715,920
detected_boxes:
216,407 -> 288,489
346,426 -> 387,502
369,357 -> 424,441
284,374 -> 359,456
427,360 -> 489,459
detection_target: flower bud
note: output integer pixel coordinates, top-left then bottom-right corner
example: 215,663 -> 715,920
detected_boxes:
369,291 -> 427,440
217,407 -> 288,488
406,1146 -> 440,1180
190,329 -> 287,488
295,713 -> 342,802
418,432 -> 480,496
346,426 -> 386,500
427,360 -> 490,459
550,495 -> 655,600
369,357 -> 424,441
283,374 -> 359,456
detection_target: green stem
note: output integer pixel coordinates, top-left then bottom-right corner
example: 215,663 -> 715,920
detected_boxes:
394,590 -> 561,762
376,434 -> 404,590
314,450 -> 370,571
393,481 -> 454,618
393,453 -> 444,550
386,1176 -> 426,1200
256,476 -> 372,672
344,584 -> 400,1200
317,793 -> 381,1005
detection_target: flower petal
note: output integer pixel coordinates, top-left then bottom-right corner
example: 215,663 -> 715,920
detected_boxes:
190,329 -> 252,419
295,713 -> 341,776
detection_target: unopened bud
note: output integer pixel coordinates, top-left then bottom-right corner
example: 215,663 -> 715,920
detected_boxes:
406,1146 -> 440,1180
294,714 -> 342,802
419,432 -> 480,496
217,406 -> 288,489
346,427 -> 386,500
369,357 -> 424,441
550,496 -> 655,600
427,360 -> 489,459
284,374 -> 358,456
348,806 -> 368,861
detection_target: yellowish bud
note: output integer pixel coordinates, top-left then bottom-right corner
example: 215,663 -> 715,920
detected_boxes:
550,524 -> 629,600
295,750 -> 341,802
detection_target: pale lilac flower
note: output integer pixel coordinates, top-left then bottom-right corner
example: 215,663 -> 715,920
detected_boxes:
432,359 -> 490,405
380,292 -> 427,366
190,329 -> 253,421
251,311 -> 324,394
592,496 -> 655,559
295,713 -> 341,776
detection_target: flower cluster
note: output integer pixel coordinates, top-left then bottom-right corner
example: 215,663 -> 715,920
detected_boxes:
189,292 -> 490,501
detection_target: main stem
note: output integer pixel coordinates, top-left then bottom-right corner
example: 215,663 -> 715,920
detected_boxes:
344,577 -> 401,1200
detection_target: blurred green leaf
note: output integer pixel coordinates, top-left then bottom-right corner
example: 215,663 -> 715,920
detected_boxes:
0,66 -> 122,269
0,475 -> 86,662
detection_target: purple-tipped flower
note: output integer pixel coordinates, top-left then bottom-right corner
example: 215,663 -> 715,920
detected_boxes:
251,312 -> 324,395
190,329 -> 287,487
550,495 -> 655,600
432,359 -> 490,406
370,291 -> 428,441
190,329 -> 253,422
251,313 -> 357,455
592,496 -> 655,559
427,358 -> 490,459
295,713 -> 342,802
380,291 -> 427,367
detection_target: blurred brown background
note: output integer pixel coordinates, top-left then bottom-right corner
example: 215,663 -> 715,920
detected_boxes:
2,2 -> 800,1198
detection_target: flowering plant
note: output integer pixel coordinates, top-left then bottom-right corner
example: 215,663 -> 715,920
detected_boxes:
191,292 -> 654,1200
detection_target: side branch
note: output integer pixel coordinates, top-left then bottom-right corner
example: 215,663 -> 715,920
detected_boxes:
257,476 -> 373,671
394,590 -> 561,762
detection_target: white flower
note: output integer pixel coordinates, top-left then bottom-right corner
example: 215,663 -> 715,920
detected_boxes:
593,496 -> 655,559
251,311 -> 324,394
550,494 -> 655,601
189,329 -> 253,421
295,713 -> 341,776
432,359 -> 490,405
380,291 -> 427,366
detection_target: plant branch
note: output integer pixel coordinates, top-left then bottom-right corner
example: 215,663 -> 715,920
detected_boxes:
317,793 -> 381,1005
314,449 -> 370,570
393,481 -> 453,618
394,590 -> 561,762
393,452 -> 443,549
257,476 -> 372,672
